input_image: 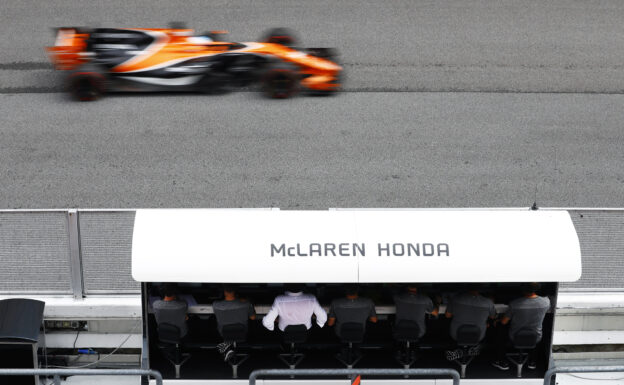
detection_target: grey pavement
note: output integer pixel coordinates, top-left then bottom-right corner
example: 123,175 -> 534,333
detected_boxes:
1,92 -> 622,209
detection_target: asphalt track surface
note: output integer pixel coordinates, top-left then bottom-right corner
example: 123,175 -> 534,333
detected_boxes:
1,1 -> 623,208
1,92 -> 623,208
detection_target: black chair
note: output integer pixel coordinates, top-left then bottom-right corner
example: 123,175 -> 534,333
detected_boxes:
451,324 -> 482,378
220,323 -> 249,379
336,322 -> 365,369
506,328 -> 540,378
393,320 -> 420,371
279,324 -> 308,371
157,323 -> 191,379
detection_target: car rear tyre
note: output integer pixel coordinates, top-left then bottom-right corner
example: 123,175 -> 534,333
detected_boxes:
262,66 -> 299,99
261,27 -> 298,47
68,72 -> 104,102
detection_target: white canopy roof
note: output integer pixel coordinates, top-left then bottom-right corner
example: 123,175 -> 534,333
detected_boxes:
131,209 -> 582,283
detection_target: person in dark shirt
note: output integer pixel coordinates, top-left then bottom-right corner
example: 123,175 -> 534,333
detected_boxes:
328,285 -> 377,359
153,283 -> 189,339
444,285 -> 496,361
328,284 -> 377,335
491,283 -> 551,371
393,284 -> 439,339
213,285 -> 256,362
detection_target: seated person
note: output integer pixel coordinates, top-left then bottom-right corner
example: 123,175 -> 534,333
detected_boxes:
444,285 -> 496,360
328,284 -> 377,338
262,284 -> 327,332
491,282 -> 551,371
212,284 -> 256,361
393,284 -> 439,339
153,283 -> 189,339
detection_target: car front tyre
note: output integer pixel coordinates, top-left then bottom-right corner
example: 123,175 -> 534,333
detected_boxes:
261,67 -> 299,99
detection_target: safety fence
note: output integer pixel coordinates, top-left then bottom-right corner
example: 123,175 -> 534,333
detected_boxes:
0,209 -> 138,297
1,208 -> 623,298
0,368 -> 162,385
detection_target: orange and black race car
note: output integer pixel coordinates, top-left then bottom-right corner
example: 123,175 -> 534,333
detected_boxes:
47,26 -> 342,101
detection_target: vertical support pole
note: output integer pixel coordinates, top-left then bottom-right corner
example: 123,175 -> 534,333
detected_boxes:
347,342 -> 353,369
233,341 -> 239,378
67,210 -> 84,300
548,282 -> 559,370
33,344 -> 40,385
141,282 -> 150,385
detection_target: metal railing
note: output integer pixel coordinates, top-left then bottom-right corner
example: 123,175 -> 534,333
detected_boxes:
0,368 -> 162,385
249,368 -> 461,385
544,366 -> 624,385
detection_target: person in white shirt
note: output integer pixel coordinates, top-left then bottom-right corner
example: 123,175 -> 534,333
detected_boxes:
262,284 -> 327,331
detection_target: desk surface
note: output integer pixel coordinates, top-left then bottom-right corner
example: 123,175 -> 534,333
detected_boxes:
185,303 -> 510,315
148,296 -> 510,315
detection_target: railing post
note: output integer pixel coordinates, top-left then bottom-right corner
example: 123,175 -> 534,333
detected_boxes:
149,369 -> 164,385
67,209 -> 84,300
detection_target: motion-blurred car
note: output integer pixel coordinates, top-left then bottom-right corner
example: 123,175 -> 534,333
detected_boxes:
47,26 -> 342,100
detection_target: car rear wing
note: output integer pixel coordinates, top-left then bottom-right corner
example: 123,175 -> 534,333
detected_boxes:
46,28 -> 92,70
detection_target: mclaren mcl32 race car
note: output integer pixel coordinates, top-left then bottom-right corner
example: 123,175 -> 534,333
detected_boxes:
47,27 -> 342,100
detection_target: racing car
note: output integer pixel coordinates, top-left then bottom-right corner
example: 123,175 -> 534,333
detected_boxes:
46,26 -> 342,100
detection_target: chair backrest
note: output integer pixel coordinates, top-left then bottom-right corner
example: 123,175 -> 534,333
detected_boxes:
456,324 -> 481,346
394,320 -> 420,342
158,323 -> 181,345
512,327 -> 539,349
340,322 -> 365,343
283,324 -> 308,344
221,323 -> 248,343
